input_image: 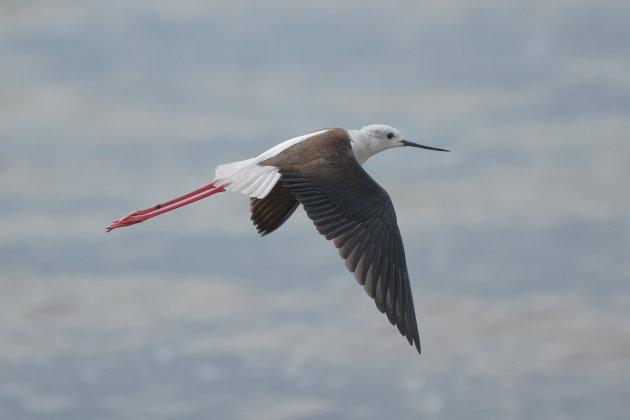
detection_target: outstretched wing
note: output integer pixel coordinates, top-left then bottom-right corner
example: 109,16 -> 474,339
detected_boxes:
258,129 -> 421,353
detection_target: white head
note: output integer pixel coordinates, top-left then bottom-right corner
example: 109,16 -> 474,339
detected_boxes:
348,124 -> 448,165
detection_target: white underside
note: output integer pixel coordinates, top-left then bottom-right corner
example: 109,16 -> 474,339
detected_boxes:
213,129 -> 329,199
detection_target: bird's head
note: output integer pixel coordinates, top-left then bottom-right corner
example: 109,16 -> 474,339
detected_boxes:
350,124 -> 449,164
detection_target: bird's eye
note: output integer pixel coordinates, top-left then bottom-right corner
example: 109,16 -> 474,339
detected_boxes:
387,132 -> 394,139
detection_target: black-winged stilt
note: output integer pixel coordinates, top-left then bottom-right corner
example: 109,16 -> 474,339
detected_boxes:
108,124 -> 449,353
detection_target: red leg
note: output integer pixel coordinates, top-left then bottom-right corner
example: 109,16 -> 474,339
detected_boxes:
107,182 -> 226,231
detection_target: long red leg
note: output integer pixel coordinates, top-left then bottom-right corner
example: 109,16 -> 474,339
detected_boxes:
107,182 -> 226,232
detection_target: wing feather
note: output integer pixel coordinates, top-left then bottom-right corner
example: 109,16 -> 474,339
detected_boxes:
249,180 -> 299,235
279,170 -> 421,352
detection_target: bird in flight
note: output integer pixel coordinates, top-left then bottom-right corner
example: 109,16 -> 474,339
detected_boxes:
108,124 -> 449,354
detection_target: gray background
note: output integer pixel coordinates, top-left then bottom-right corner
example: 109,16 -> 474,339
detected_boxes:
1,1 -> 629,419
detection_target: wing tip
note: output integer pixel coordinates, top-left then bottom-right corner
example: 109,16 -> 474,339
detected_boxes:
412,333 -> 421,354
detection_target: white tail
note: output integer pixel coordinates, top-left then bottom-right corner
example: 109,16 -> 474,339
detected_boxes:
214,158 -> 280,199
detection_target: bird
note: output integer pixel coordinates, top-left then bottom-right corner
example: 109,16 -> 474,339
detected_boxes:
107,124 -> 449,354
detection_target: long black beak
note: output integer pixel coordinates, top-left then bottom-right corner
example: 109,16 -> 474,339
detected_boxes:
401,139 -> 450,152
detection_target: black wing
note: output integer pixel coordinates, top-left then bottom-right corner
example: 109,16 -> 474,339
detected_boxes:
279,159 -> 421,353
250,180 -> 299,235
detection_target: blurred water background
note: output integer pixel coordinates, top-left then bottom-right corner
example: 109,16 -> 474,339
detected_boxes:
1,1 -> 629,419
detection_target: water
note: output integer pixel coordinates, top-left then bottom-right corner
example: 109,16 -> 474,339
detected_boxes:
1,1 -> 629,419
